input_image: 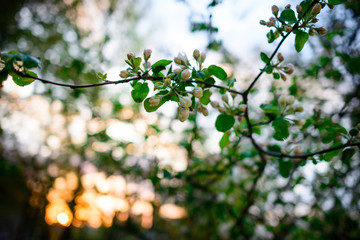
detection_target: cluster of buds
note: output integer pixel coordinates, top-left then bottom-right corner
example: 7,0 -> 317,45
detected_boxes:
278,95 -> 304,114
198,105 -> 208,116
272,53 -> 294,81
193,49 -> 206,65
177,95 -> 192,122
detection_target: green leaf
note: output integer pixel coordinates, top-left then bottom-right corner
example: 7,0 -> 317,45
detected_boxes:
324,143 -> 343,161
200,89 -> 212,105
341,148 -> 355,162
260,104 -> 279,119
132,57 -> 142,70
151,59 -> 172,73
294,30 -> 309,52
260,52 -> 270,64
21,54 -> 41,69
131,82 -> 149,103
215,113 -> 235,132
219,132 -> 230,149
227,78 -> 236,87
279,9 -> 297,23
0,69 -> 9,83
328,0 -> 346,5
96,72 -> 107,80
10,71 -> 37,86
267,30 -> 276,43
268,144 -> 282,153
208,65 -> 227,80
273,72 -> 280,79
272,118 -> 290,141
279,159 -> 292,178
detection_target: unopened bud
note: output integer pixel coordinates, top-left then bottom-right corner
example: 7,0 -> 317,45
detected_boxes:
127,53 -> 134,61
149,96 -> 162,107
174,53 -> 188,66
272,5 -> 279,15
238,104 -> 247,112
295,119 -> 305,128
164,77 -> 171,86
193,87 -> 203,98
200,52 -> 206,63
199,105 -> 208,116
277,53 -> 284,62
285,26 -> 293,33
279,96 -> 287,105
315,27 -> 328,35
285,64 -> 294,75
178,107 -> 190,122
286,95 -> 295,105
222,95 -> 229,103
211,101 -> 219,108
312,3 -> 322,15
143,61 -> 151,69
218,107 -> 226,113
285,4 -> 291,9
280,73 -> 287,81
193,49 -> 200,60
154,82 -> 164,89
181,69 -> 191,80
269,17 -> 276,23
296,5 -> 303,13
120,70 -> 130,78
295,106 -> 304,112
309,28 -> 316,36
311,17 -> 319,23
295,147 -> 302,155
179,96 -> 192,108
260,20 -> 266,25
328,4 -> 335,10
143,49 -> 152,61
266,21 -> 275,27
174,68 -> 182,74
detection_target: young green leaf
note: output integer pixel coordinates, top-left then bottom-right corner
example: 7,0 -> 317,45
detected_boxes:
328,0 -> 346,5
200,89 -> 212,105
208,65 -> 227,80
260,52 -> 270,64
219,132 -> 230,149
279,9 -> 297,23
10,71 -> 37,86
131,82 -> 149,103
294,30 -> 309,52
21,54 -> 41,69
272,118 -> 290,141
151,60 -> 172,74
279,159 -> 292,178
215,113 -> 235,132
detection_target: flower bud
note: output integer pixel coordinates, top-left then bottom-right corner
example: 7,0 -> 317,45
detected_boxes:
193,49 -> 200,60
238,104 -> 247,112
285,26 -> 293,33
164,77 -> 171,86
272,5 -> 279,15
286,95 -> 295,105
315,27 -> 328,35
311,17 -> 319,23
295,106 -> 304,112
328,4 -> 335,10
120,70 -> 130,78
143,61 -> 151,69
200,52 -> 206,63
192,87 -> 203,98
154,82 -> 164,89
149,95 -> 162,107
174,68 -> 182,74
279,96 -> 287,105
181,69 -> 191,80
178,107 -> 190,122
266,21 -> 275,27
295,119 -> 305,128
174,53 -> 189,66
312,3 -> 322,15
285,4 -> 291,9
309,28 -> 316,36
179,96 -> 192,108
277,53 -> 284,62
143,49 -> 152,61
127,53 -> 134,61
296,5 -> 303,13
285,64 -> 294,75
260,20 -> 266,25
218,107 -> 225,113
199,105 -> 208,116
280,73 -> 287,81
221,95 -> 228,103
210,101 -> 219,108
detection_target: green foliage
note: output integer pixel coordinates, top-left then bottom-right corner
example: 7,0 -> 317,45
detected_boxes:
279,9 -> 297,23
151,59 -> 172,74
328,0 -> 346,5
208,65 -> 227,80
215,113 -> 235,132
272,117 -> 290,141
131,82 -> 149,103
294,30 -> 309,52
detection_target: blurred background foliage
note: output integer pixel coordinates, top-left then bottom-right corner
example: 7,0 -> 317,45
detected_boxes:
0,0 -> 360,239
